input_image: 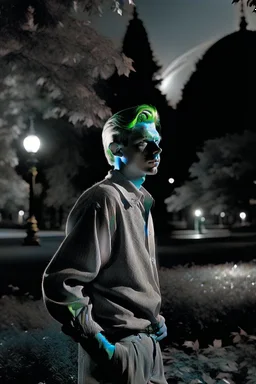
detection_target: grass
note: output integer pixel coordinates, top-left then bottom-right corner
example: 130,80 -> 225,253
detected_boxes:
1,261 -> 256,383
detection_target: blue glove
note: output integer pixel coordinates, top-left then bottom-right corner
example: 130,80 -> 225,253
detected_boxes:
67,304 -> 115,361
94,332 -> 115,360
155,315 -> 168,342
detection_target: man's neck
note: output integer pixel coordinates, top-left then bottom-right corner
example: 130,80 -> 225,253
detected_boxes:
129,176 -> 145,189
114,163 -> 146,189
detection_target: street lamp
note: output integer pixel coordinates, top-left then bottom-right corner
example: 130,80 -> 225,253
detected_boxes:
239,212 -> 246,226
168,177 -> 175,184
219,211 -> 225,227
194,209 -> 203,234
18,210 -> 25,225
23,117 -> 40,246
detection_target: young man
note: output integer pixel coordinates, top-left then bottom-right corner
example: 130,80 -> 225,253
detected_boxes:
42,104 -> 168,384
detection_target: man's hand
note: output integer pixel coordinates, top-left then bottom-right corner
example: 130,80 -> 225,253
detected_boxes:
155,315 -> 167,342
95,332 -> 115,360
63,305 -> 115,361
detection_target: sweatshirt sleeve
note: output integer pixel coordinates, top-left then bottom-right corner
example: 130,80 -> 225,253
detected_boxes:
42,191 -> 115,335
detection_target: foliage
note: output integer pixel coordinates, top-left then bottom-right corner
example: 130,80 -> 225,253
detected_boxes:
0,294 -> 55,331
232,0 -> 256,12
2,261 -> 256,383
1,285 -> 256,383
0,0 -> 134,212
1,328 -> 256,384
0,326 -> 77,384
163,330 -> 256,384
158,262 -> 256,346
39,118 -> 86,210
3,260 -> 256,343
0,2 -> 134,127
165,131 -> 256,215
0,115 -> 28,211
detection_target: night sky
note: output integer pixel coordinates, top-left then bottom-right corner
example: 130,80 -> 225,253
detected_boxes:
88,0 -> 256,72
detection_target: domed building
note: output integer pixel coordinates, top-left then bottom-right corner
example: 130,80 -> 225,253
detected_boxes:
160,39 -> 217,106
174,2 -> 256,179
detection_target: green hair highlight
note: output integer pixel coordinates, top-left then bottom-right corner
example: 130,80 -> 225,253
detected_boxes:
126,104 -> 160,128
102,104 -> 161,166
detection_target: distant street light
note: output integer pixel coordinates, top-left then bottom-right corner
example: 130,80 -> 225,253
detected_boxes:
18,210 -> 25,225
168,177 -> 175,184
239,212 -> 246,226
194,209 -> 202,217
219,212 -> 225,227
23,117 -> 40,246
194,209 -> 203,234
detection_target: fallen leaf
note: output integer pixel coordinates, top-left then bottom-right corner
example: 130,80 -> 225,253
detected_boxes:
194,339 -> 200,351
239,327 -> 248,336
202,373 -> 216,384
213,339 -> 222,348
233,334 -> 241,343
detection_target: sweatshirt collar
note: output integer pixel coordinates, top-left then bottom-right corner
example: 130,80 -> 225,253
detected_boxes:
105,169 -> 154,208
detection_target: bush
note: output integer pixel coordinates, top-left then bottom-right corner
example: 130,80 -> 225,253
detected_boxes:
0,327 -> 77,384
1,262 -> 256,383
163,330 -> 256,384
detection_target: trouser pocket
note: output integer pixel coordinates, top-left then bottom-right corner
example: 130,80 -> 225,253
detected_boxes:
105,335 -> 154,384
92,334 -> 156,384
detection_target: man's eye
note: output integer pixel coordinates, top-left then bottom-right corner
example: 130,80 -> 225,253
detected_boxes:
137,142 -> 146,147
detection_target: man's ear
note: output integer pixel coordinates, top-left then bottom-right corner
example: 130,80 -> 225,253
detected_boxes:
109,142 -> 123,157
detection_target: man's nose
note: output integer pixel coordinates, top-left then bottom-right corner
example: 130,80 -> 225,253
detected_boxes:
153,143 -> 162,155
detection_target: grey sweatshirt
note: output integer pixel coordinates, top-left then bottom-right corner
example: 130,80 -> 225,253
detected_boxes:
42,170 -> 162,337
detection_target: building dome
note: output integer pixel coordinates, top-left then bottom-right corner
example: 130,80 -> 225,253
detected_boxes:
177,25 -> 256,139
171,5 -> 256,179
159,40 -> 217,106
161,1 -> 253,108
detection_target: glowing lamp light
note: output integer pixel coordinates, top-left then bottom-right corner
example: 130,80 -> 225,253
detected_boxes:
23,135 -> 40,153
239,212 -> 246,220
220,212 -> 225,218
18,210 -> 25,217
168,178 -> 175,184
194,209 -> 202,217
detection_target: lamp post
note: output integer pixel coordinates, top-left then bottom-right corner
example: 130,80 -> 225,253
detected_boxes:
219,211 -> 225,227
18,210 -> 25,225
194,209 -> 203,234
23,118 -> 41,246
239,212 -> 246,226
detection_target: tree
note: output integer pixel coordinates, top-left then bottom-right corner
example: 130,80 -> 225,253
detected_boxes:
232,0 -> 256,12
0,0 -> 134,213
0,1 -> 134,127
165,131 -> 256,218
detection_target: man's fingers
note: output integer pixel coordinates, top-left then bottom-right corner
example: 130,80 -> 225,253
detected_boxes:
155,321 -> 168,341
156,324 -> 167,334
155,331 -> 167,342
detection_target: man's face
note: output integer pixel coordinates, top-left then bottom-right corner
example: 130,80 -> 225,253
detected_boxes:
120,122 -> 162,177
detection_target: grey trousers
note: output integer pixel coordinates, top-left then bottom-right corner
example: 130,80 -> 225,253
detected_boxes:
89,333 -> 168,384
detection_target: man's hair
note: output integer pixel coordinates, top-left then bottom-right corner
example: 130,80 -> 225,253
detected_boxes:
102,104 -> 161,165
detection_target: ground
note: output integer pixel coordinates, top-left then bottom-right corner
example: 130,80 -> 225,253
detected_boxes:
1,229 -> 256,383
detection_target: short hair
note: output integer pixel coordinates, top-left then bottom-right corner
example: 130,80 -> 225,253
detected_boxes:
102,104 -> 161,165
